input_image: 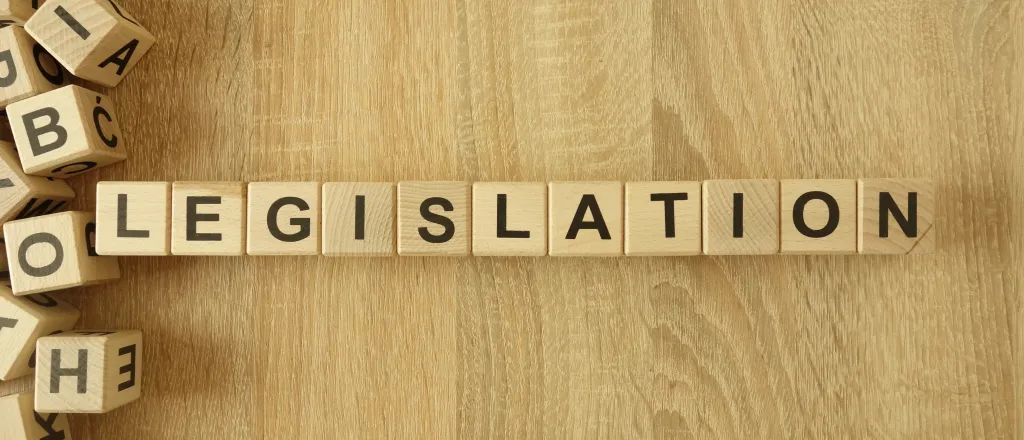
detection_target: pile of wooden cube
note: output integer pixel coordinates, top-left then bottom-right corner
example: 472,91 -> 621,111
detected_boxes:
0,0 -> 153,437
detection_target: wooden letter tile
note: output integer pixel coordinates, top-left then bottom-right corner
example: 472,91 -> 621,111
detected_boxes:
0,25 -> 67,109
0,290 -> 79,380
472,182 -> 546,256
857,178 -> 934,254
0,142 -> 73,225
780,179 -> 857,254
0,391 -> 72,440
397,181 -> 470,256
35,329 -> 142,413
95,181 -> 170,256
702,180 -> 779,255
548,182 -> 622,257
26,0 -> 155,87
8,85 -> 127,178
0,0 -> 46,25
4,211 -> 119,295
246,182 -> 320,256
322,182 -> 394,257
625,181 -> 701,256
171,182 -> 246,256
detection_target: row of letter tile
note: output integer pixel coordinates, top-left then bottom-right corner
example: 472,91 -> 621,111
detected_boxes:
93,179 -> 934,257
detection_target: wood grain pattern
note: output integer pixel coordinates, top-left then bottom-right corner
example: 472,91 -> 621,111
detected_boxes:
0,0 -> 1018,438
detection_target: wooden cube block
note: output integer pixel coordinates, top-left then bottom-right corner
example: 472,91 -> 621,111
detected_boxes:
625,181 -> 701,256
397,181 -> 470,256
4,211 -> 119,295
0,25 -> 67,109
548,182 -> 622,257
95,181 -> 169,256
26,0 -> 154,87
0,290 -> 78,380
702,180 -> 779,255
246,182 -> 320,256
171,182 -> 246,256
8,85 -> 127,178
0,243 -> 10,286
322,182 -> 394,257
35,329 -> 141,413
0,142 -> 73,225
780,179 -> 857,254
0,0 -> 45,25
0,391 -> 72,440
858,178 -> 935,254
472,182 -> 546,256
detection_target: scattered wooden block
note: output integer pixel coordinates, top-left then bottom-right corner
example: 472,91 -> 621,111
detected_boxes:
26,0 -> 154,87
0,391 -> 72,440
0,0 -> 44,25
0,289 -> 79,380
247,182 -> 320,256
0,25 -> 67,109
625,181 -> 701,256
322,182 -> 394,257
0,142 -> 73,225
472,182 -> 546,256
858,178 -> 935,254
34,329 -> 142,413
548,182 -> 622,257
7,85 -> 127,178
702,180 -> 779,255
94,181 -> 170,256
0,243 -> 10,286
171,182 -> 246,256
397,181 -> 470,256
780,179 -> 857,254
4,211 -> 119,295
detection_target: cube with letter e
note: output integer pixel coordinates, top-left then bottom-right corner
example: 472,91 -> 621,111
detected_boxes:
171,182 -> 246,256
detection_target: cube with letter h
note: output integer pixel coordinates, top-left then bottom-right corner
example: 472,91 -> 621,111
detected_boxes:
0,24 -> 68,109
35,329 -> 142,413
4,211 -> 120,295
26,0 -> 155,87
0,391 -> 72,440
8,84 -> 127,178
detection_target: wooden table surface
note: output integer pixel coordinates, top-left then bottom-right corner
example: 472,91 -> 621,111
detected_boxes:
1,0 -> 1021,438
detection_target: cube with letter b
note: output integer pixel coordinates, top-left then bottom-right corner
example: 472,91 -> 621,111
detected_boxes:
0,24 -> 67,109
247,182 -> 320,255
858,178 -> 934,254
8,84 -> 127,178
0,142 -> 74,225
0,289 -> 79,380
4,211 -> 120,295
34,329 -> 142,413
95,181 -> 170,256
26,0 -> 154,87
171,182 -> 246,256
0,391 -> 72,440
397,181 -> 471,256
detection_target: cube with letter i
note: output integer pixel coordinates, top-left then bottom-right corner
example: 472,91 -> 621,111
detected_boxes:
0,24 -> 67,108
171,182 -> 246,256
857,178 -> 935,254
397,181 -> 471,256
26,0 -> 155,87
472,182 -> 546,256
702,180 -> 779,255
0,289 -> 79,381
0,0 -> 47,25
8,84 -> 127,178
35,329 -> 142,413
247,182 -> 320,256
322,182 -> 395,257
0,142 -> 74,225
4,211 -> 120,295
95,181 -> 170,256
548,182 -> 623,257
0,391 -> 72,440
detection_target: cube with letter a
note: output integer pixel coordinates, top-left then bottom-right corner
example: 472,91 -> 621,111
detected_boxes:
0,391 -> 72,440
8,84 -> 127,178
34,329 -> 142,413
26,0 -> 155,87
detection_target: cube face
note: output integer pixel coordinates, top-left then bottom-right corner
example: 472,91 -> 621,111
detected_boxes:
4,211 -> 119,295
322,182 -> 394,257
35,329 -> 142,413
702,180 -> 779,255
8,85 -> 127,178
246,182 -> 320,256
780,180 -> 857,254
0,142 -> 74,224
548,182 -> 623,257
0,25 -> 67,108
472,182 -> 546,256
0,391 -> 72,440
625,181 -> 701,256
95,181 -> 170,256
0,290 -> 80,380
171,182 -> 246,256
397,181 -> 471,256
858,178 -> 935,254
26,0 -> 155,87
